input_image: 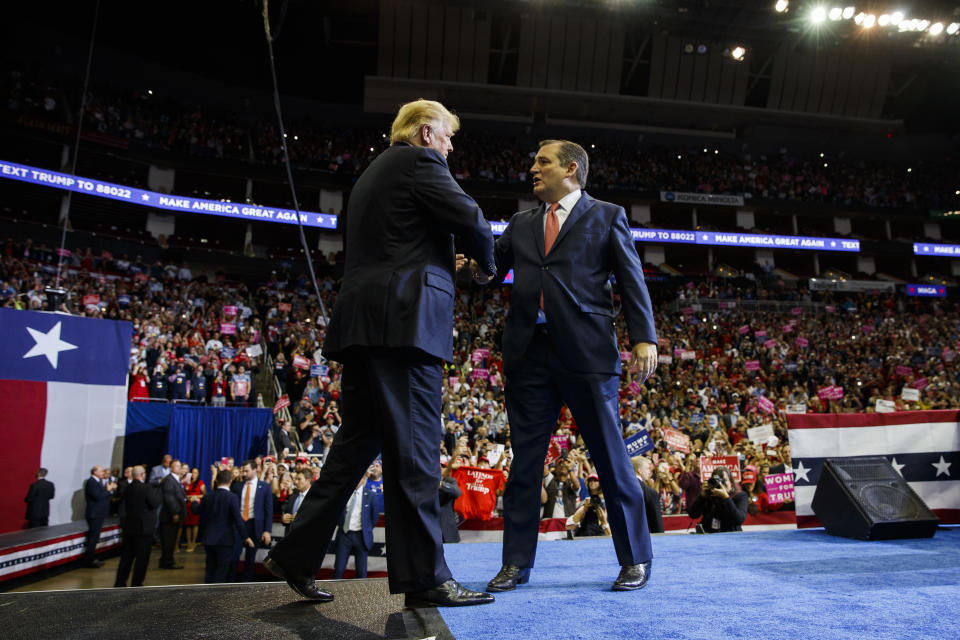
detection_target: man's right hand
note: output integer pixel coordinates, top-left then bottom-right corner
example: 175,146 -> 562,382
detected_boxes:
468,259 -> 494,285
244,537 -> 255,548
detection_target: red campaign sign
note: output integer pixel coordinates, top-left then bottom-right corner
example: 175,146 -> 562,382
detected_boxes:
82,294 -> 100,307
278,302 -> 292,312
817,385 -> 844,400
763,339 -> 777,349
273,394 -> 290,413
223,305 -> 238,316
895,365 -> 913,376
782,324 -> 794,333
913,377 -> 929,390
472,348 -> 490,363
292,355 -> 311,370
544,440 -> 562,466
551,435 -> 569,452
744,360 -> 761,372
699,455 -> 741,484
796,337 -> 809,348
738,325 -> 750,335
662,428 -> 691,454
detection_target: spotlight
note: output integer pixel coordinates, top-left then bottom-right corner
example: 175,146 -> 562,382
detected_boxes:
811,7 -> 827,23
890,11 -> 904,25
683,43 -> 695,54
730,46 -> 746,61
775,0 -> 789,13
948,23 -> 960,35
696,43 -> 708,54
929,22 -> 944,36
842,6 -> 855,19
917,19 -> 930,31
899,19 -> 915,31
878,15 -> 890,27
854,12 -> 865,24
907,167 -> 912,173
829,8 -> 842,21
863,14 -> 876,28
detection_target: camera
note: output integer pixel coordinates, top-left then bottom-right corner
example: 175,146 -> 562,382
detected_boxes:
707,475 -> 725,491
589,495 -> 602,508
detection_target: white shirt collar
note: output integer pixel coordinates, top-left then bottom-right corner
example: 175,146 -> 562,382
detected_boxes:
554,188 -> 582,213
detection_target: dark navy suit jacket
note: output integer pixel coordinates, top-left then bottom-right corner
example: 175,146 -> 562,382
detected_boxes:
231,480 -> 274,540
494,192 -> 657,374
84,477 -> 111,520
193,488 -> 246,547
323,142 -> 495,363
122,479 -> 161,536
337,486 -> 379,551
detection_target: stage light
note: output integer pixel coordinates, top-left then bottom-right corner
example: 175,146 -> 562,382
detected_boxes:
147,89 -> 154,95
917,19 -> 930,31
824,163 -> 829,168
730,46 -> 746,61
775,0 -> 789,13
899,19 -> 915,31
697,44 -> 708,54
683,43 -> 695,54
929,22 -> 944,36
890,11 -> 904,25
878,15 -> 890,27
829,8 -> 842,21
842,6 -> 855,19
948,23 -> 960,35
293,135 -> 298,141
820,152 -> 825,157
704,148 -> 709,153
907,167 -> 912,173
714,149 -> 719,154
863,14 -> 876,28
854,12 -> 865,24
811,7 -> 827,23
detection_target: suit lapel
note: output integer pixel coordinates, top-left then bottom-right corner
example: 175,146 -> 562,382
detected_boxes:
550,192 -> 595,254
530,202 -> 546,258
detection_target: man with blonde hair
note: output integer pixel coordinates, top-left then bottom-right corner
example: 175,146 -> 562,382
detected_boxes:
266,99 -> 496,608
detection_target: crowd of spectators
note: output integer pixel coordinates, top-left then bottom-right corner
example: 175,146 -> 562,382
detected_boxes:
7,68 -> 959,211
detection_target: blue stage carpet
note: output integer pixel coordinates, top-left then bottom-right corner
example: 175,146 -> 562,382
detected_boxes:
439,528 -> 960,640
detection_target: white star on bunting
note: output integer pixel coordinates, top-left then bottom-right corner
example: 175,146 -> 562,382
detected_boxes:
889,458 -> 905,476
793,460 -> 811,483
932,456 -> 952,478
23,321 -> 78,368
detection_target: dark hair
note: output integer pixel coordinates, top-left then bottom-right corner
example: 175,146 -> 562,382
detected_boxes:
37,468 -> 48,478
711,466 -> 734,486
215,470 -> 233,486
242,459 -> 257,470
538,139 -> 589,188
295,470 -> 312,484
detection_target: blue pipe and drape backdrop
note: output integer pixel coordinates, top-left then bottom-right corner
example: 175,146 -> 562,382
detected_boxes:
125,404 -> 272,487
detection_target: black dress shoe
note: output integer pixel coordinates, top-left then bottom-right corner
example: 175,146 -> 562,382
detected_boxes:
83,559 -> 104,568
486,565 -> 531,592
159,563 -> 184,570
264,556 -> 334,602
405,579 -> 495,608
612,561 -> 651,591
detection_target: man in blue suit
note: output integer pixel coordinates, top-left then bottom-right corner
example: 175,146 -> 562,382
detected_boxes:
265,99 -> 496,608
83,465 -> 115,568
483,140 -> 659,593
333,476 -> 379,579
194,470 -> 254,583
232,460 -> 273,582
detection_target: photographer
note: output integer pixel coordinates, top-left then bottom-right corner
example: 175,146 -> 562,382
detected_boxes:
687,466 -> 748,533
565,475 -> 610,537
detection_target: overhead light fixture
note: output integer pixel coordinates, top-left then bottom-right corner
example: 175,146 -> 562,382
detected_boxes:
730,46 -> 746,61
842,6 -> 855,20
917,19 -> 930,31
697,43 -> 708,54
878,15 -> 890,27
811,7 -> 827,23
775,0 -> 789,13
890,11 -> 904,26
829,8 -> 843,21
929,22 -> 944,36
863,14 -> 876,28
683,43 -> 695,54
947,23 -> 960,35
854,12 -> 865,24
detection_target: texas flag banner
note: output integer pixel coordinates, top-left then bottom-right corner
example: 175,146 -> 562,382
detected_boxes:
787,410 -> 960,529
0,309 -> 132,533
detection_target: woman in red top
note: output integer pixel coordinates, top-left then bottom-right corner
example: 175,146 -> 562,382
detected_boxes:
128,365 -> 150,402
181,467 -> 206,552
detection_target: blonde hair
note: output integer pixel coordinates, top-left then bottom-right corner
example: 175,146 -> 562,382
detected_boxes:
390,99 -> 460,144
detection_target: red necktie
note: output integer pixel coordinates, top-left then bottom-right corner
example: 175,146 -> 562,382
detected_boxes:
242,482 -> 252,521
540,203 -> 560,310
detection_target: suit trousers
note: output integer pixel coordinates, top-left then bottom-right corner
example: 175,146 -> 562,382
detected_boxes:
205,545 -> 236,583
159,519 -> 179,567
333,529 -> 368,579
501,331 -> 652,570
114,533 -> 152,587
240,520 -> 258,581
268,347 -> 452,593
27,518 -> 48,529
84,517 -> 104,563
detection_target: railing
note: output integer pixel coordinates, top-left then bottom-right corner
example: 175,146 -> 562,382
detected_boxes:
666,299 -> 829,314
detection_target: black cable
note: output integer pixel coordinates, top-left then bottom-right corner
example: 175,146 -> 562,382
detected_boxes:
260,0 -> 329,326
55,0 -> 100,289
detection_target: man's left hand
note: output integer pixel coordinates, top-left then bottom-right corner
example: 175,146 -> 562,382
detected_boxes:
632,342 -> 658,383
261,532 -> 271,546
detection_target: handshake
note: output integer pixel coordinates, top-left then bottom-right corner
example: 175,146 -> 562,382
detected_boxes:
456,254 -> 495,285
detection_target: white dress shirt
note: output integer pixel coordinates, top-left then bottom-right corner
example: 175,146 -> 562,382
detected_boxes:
344,485 -> 364,532
542,188 -> 582,234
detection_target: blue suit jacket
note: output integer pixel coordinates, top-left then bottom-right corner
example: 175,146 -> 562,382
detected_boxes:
231,480 -> 274,539
84,477 -> 111,520
193,488 -> 246,547
494,192 -> 657,375
338,486 -> 379,551
323,142 -> 495,363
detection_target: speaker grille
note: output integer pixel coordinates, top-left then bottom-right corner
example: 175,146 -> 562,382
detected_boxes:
858,484 -> 925,521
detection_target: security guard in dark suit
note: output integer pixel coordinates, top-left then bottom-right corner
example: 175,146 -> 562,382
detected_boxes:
114,466 -> 161,587
266,99 -> 495,608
